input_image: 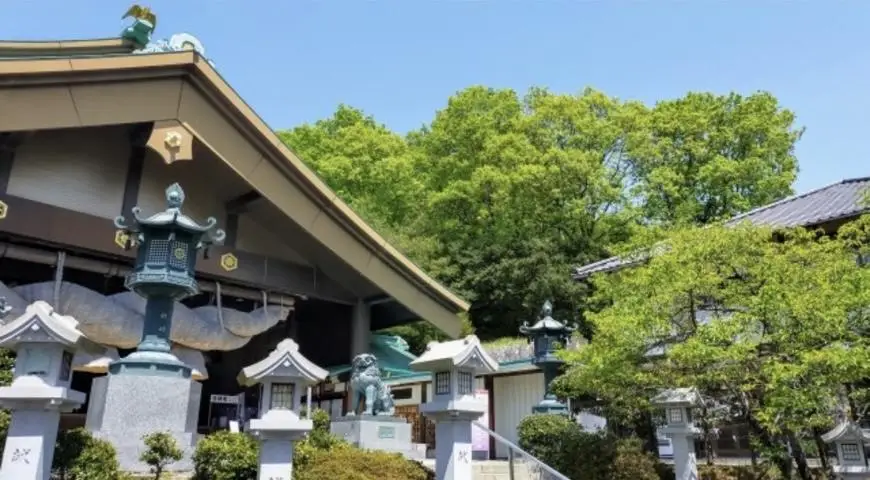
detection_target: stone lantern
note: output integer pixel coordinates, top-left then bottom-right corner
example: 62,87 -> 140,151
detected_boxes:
651,387 -> 702,480
821,421 -> 870,479
519,300 -> 576,415
112,182 -> 224,376
0,300 -> 101,480
88,183 -> 223,472
410,335 -> 498,480
237,338 -> 327,480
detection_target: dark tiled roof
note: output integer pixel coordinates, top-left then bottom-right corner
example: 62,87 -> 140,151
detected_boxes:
574,177 -> 870,279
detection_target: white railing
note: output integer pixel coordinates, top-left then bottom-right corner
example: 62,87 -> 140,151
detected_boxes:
472,420 -> 571,480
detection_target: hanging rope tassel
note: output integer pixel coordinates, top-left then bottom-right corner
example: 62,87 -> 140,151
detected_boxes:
53,251 -> 66,310
216,281 -> 225,330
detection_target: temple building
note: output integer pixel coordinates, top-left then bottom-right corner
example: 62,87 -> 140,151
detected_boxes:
0,33 -> 468,432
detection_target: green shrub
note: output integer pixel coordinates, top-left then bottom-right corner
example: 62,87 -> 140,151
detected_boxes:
294,447 -> 432,480
140,431 -> 184,479
518,414 -> 614,479
192,431 -> 258,480
53,428 -> 122,480
609,438 -> 660,480
294,408 -> 350,470
518,414 -> 660,480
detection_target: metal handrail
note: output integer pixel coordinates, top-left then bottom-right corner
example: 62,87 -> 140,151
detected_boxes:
472,420 -> 571,480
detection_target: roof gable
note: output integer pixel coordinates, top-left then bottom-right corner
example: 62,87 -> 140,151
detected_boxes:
0,44 -> 468,337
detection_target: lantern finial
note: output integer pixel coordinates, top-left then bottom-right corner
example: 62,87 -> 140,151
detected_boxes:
165,183 -> 185,209
541,300 -> 553,318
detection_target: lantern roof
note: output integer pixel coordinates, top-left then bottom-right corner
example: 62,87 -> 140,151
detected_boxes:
115,183 -> 226,242
237,338 -> 327,386
0,301 -> 100,351
520,301 -> 577,335
651,387 -> 703,408
410,335 -> 499,374
821,421 -> 870,443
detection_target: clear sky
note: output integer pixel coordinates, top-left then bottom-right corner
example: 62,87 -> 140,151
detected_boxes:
5,1 -> 869,193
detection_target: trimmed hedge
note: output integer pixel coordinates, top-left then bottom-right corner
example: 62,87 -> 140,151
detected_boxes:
295,447 -> 433,480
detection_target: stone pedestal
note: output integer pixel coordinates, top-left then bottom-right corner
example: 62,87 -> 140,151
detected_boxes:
433,417 -> 474,480
86,373 -> 200,472
331,416 -> 415,457
1,407 -> 63,480
249,410 -> 311,480
669,434 -> 698,480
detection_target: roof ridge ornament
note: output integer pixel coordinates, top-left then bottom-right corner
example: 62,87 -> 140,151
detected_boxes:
121,4 -> 157,48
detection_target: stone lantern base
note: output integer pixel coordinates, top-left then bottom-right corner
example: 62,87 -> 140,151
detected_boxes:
86,373 -> 201,472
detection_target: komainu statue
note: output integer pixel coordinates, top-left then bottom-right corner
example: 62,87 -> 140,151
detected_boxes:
347,353 -> 395,416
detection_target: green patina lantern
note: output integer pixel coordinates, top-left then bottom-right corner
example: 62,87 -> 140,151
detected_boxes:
520,300 -> 576,415
112,183 -> 224,376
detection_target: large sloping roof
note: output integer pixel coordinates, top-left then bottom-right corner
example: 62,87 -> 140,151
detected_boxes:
0,37 -> 468,336
574,177 -> 870,279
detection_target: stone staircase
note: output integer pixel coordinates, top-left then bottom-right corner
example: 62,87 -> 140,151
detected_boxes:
473,460 -> 536,479
421,459 -> 537,480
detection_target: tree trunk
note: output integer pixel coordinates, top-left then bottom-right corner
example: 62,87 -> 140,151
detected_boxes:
746,414 -> 792,478
813,427 -> 832,477
788,432 -> 812,480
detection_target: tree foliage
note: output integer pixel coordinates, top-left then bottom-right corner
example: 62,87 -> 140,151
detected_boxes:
557,222 -> 870,478
278,87 -> 802,340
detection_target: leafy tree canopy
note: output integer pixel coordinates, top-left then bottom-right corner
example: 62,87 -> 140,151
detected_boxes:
278,87 -> 802,340
556,221 -> 870,477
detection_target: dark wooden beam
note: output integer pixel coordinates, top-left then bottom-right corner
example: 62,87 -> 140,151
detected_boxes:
120,123 -> 153,217
365,294 -> 393,306
225,190 -> 262,214
224,213 -> 240,248
0,132 -> 30,195
0,193 -> 356,304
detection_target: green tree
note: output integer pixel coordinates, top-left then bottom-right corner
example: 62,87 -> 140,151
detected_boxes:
628,91 -> 803,226
140,431 -> 184,479
409,86 -> 640,338
558,223 -> 870,479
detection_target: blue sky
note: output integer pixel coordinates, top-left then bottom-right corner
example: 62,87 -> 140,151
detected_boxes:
5,1 -> 869,193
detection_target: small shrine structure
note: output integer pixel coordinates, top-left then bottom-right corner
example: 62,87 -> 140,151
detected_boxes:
410,335 -> 498,480
821,421 -> 870,479
238,338 -> 327,480
0,301 -> 100,480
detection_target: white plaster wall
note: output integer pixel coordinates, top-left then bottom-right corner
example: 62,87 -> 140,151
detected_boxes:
10,126 -> 130,219
493,372 -> 545,458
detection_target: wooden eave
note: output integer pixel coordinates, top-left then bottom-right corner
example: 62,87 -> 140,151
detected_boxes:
0,47 -> 469,337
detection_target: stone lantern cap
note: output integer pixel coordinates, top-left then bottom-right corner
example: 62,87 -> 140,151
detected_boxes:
237,338 -> 327,386
409,334 -> 498,375
0,301 -> 100,352
519,300 -> 578,335
114,183 -> 225,245
821,421 -> 870,444
651,387 -> 703,408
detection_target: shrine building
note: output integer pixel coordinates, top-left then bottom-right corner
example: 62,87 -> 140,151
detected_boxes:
0,34 -> 468,431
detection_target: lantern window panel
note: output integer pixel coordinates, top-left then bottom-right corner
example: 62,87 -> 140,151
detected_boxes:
58,350 -> 73,382
842,443 -> 862,462
270,383 -> 295,410
147,239 -> 171,264
668,407 -> 684,424
169,241 -> 190,270
435,371 -> 451,395
458,371 -> 473,395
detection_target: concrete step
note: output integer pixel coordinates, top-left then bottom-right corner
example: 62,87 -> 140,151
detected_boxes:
421,459 -> 536,480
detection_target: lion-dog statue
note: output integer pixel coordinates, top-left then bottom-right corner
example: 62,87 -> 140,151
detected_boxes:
347,353 -> 395,416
